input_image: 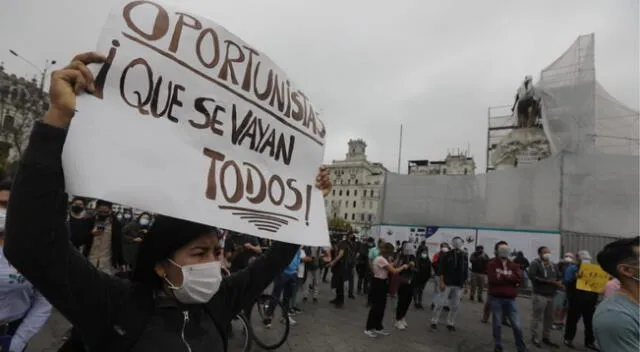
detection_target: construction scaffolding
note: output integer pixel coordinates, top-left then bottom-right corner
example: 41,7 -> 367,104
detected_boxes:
486,105 -> 516,173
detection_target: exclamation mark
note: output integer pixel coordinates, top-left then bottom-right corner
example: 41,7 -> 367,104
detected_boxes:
93,39 -> 120,99
304,185 -> 312,226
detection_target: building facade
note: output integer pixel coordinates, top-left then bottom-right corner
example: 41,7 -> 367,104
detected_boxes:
324,139 -> 388,235
0,63 -> 49,168
407,153 -> 476,176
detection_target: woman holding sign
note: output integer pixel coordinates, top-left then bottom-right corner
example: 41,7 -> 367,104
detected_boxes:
2,52 -> 332,352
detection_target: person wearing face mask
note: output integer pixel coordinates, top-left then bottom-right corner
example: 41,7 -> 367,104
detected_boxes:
562,250 -> 600,350
431,242 -> 451,311
552,252 -> 574,330
1,52 -> 333,352
413,246 -> 432,309
67,197 -> 93,251
122,212 -> 154,273
469,245 -> 490,303
594,236 -> 640,352
121,209 -> 134,225
528,246 -> 562,348
0,180 -> 53,352
430,237 -> 468,331
486,241 -> 528,352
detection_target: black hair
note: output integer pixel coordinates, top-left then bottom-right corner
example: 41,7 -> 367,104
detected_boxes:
537,246 -> 548,254
0,180 -> 12,192
132,215 -> 217,289
596,236 -> 640,279
476,245 -> 484,250
494,241 -> 508,251
95,199 -> 113,209
71,197 -> 85,205
136,212 -> 153,222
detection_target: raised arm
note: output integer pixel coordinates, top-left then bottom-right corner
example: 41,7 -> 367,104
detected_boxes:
9,290 -> 52,352
213,166 -> 331,318
3,52 -> 130,343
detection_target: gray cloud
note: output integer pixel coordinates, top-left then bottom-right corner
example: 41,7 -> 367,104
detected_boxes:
1,0 -> 637,172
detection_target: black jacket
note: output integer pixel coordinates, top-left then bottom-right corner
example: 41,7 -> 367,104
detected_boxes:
469,251 -> 490,274
438,249 -> 469,287
3,123 -> 299,352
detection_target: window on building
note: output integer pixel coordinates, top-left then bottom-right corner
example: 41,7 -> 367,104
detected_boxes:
348,179 -> 351,185
355,179 -> 358,185
339,190 -> 343,196
351,213 -> 355,220
443,169 -> 447,174
352,200 -> 356,207
370,190 -> 374,197
354,190 -> 357,196
333,213 -> 337,218
464,169 -> 468,175
2,115 -> 15,130
368,214 -> 372,221
332,189 -> 335,196
344,213 -> 348,220
346,190 -> 350,196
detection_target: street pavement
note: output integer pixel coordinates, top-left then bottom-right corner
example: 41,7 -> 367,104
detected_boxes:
27,280 -> 588,352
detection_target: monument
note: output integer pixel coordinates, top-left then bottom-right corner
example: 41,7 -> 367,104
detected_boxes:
491,76 -> 551,169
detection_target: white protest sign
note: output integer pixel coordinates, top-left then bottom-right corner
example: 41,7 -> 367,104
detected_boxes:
62,0 -> 329,246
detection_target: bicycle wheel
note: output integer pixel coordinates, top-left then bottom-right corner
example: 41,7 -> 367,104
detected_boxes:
228,313 -> 252,352
247,294 -> 290,350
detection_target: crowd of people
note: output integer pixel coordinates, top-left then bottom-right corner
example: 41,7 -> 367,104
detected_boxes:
0,52 -> 638,352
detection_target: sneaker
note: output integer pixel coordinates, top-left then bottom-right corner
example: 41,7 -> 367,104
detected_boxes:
446,325 -> 456,332
585,343 -> 600,351
532,338 -> 542,347
364,330 -> 377,338
374,329 -> 390,336
288,310 -> 296,317
564,339 -> 575,349
288,316 -> 297,326
394,321 -> 406,330
401,318 -> 408,328
292,307 -> 302,314
542,338 -> 559,348
430,323 -> 438,331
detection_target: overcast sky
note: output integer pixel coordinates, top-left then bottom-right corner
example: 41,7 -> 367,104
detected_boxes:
0,0 -> 637,172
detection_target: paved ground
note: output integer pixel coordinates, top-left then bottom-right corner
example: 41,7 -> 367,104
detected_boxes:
27,280 -> 588,352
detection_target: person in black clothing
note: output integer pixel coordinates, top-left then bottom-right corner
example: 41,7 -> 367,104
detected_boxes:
329,235 -> 352,307
223,232 -> 262,273
431,236 -> 468,331
514,251 -> 530,290
2,52 -> 333,352
469,245 -> 490,303
394,246 -> 417,329
68,197 -> 93,250
355,237 -> 374,295
121,212 -> 153,272
413,246 -> 431,309
345,233 -> 358,299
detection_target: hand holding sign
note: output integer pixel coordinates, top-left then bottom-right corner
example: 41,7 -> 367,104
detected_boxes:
44,52 -> 106,129
61,0 -> 331,246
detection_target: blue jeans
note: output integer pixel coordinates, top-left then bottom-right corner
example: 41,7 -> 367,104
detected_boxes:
490,296 -> 527,352
268,273 -> 297,316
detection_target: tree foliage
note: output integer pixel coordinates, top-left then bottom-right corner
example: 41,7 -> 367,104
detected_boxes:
0,79 -> 48,164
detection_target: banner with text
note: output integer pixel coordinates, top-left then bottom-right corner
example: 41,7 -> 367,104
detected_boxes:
62,0 -> 329,245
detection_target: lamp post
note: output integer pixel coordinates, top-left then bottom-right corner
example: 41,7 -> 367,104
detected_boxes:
9,50 -> 56,92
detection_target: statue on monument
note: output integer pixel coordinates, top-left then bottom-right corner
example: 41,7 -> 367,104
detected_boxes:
511,75 -> 541,128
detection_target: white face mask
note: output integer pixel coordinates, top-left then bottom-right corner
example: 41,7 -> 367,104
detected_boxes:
441,247 -> 449,253
564,257 -> 573,263
139,218 -> 150,227
165,260 -> 222,304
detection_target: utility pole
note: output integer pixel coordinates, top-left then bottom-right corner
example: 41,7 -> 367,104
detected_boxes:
9,50 -> 56,93
397,124 -> 403,173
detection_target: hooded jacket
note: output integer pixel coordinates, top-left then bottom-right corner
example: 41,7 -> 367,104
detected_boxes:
438,249 -> 468,287
3,123 -> 299,352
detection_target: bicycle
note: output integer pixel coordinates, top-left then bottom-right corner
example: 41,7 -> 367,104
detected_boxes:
222,268 -> 291,352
